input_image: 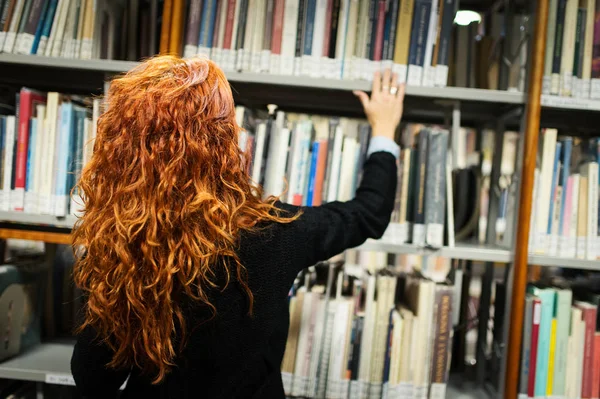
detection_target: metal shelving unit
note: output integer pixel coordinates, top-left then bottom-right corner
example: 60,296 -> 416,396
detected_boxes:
0,343 -> 73,385
0,54 -> 526,104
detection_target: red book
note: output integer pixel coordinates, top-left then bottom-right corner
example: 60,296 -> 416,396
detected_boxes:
15,88 -> 46,211
592,333 -> 600,399
322,0 -> 334,57
528,298 -> 542,398
222,0 -> 236,49
312,140 -> 328,206
271,0 -> 285,55
373,0 -> 386,61
576,302 -> 598,399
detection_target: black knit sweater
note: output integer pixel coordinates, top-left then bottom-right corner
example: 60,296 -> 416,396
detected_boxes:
71,151 -> 397,399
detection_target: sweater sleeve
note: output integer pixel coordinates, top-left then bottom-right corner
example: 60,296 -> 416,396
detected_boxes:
278,150 -> 397,269
71,325 -> 129,398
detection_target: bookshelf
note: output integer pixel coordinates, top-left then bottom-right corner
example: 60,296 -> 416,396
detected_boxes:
0,0 -> 596,397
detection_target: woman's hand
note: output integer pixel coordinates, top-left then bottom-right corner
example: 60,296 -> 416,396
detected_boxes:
353,69 -> 406,141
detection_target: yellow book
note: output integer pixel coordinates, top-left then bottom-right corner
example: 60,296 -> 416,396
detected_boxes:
547,318 -> 558,395
393,0 -> 415,65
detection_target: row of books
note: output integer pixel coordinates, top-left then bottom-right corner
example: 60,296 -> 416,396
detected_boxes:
237,107 -> 372,206
0,0 -> 173,61
0,87 -> 99,216
381,128 -> 450,249
530,131 -> 600,260
0,0 -> 99,59
519,278 -> 600,399
179,0 -> 457,85
281,266 -> 453,399
542,0 -> 600,99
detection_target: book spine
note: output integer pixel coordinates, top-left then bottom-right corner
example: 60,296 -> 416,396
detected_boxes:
364,0 -> 376,78
592,333 -> 600,399
309,0 -> 327,76
592,0 -> 600,97
546,142 -> 562,253
534,291 -> 555,397
552,289 -> 572,396
543,0 -> 559,94
429,288 -> 453,399
528,298 -> 541,398
322,0 -> 333,57
407,0 -> 432,86
574,7 -> 588,97
294,0 -> 306,72
520,297 -> 534,395
551,0 -> 567,95
198,0 -> 217,55
384,0 -> 399,66
546,318 -> 557,395
2,116 -> 16,211
183,0 -> 202,57
222,0 -> 237,69
392,0 -> 414,83
372,0 -> 384,62
270,0 -> 284,62
306,141 -> 319,206
413,129 -> 429,246
586,163 -> 598,259
558,137 -> 572,256
327,0 -> 340,59
13,0 -> 32,52
279,0 -> 299,74
312,140 -> 328,206
580,306 -> 598,398
301,0 -> 316,75
577,176 -> 589,259
425,130 -> 448,248
558,0 -> 577,96
421,0 -> 438,86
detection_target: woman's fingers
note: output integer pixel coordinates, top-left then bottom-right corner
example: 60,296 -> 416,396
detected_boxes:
396,83 -> 406,101
390,72 -> 399,96
381,69 -> 392,93
372,70 -> 381,94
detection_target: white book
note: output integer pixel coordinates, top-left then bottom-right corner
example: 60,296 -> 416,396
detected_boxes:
308,0 -> 327,77
1,117 -> 16,211
28,104 -> 47,214
285,124 -> 304,204
583,162 -> 598,259
50,0 -> 72,57
337,137 -> 358,202
326,300 -> 353,399
549,184 -> 563,257
326,125 -> 344,202
307,295 -> 326,397
250,0 -> 266,73
279,0 -> 299,75
3,0 -> 26,53
263,127 -> 291,197
40,93 -> 59,215
581,0 -> 596,98
74,0 -> 87,58
358,276 -> 377,394
566,174 -> 580,258
421,0 -> 439,87
559,0 -> 578,96
292,291 -> 313,397
238,0 -> 256,71
534,129 -> 557,254
335,0 -> 350,79
251,123 -> 267,185
61,0 -> 79,58
341,0 -> 359,80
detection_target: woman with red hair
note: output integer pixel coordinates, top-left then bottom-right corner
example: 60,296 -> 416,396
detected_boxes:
71,55 -> 405,398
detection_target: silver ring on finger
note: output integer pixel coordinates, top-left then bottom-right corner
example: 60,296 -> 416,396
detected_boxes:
390,86 -> 398,95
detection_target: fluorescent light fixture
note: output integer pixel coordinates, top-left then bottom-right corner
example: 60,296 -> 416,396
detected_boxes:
454,10 -> 482,26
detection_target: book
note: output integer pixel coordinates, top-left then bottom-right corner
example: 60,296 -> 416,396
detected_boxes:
183,0 -> 202,57
412,129 -> 429,246
424,129 -> 448,248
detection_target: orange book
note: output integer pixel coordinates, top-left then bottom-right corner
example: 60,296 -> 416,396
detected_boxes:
312,141 -> 329,206
159,0 -> 173,54
169,0 -> 185,55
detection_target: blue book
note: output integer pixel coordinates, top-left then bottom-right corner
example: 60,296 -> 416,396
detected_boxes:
26,119 -> 37,193
382,0 -> 394,61
37,0 -> 58,53
55,102 -> 75,214
558,138 -> 572,235
547,142 -> 562,234
306,141 -> 320,206
303,0 -> 317,56
408,0 -> 432,67
198,0 -> 218,48
68,108 -> 86,194
31,0 -> 51,54
529,287 -> 556,397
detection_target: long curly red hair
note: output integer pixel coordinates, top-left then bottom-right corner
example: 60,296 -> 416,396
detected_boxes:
72,56 -> 295,383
